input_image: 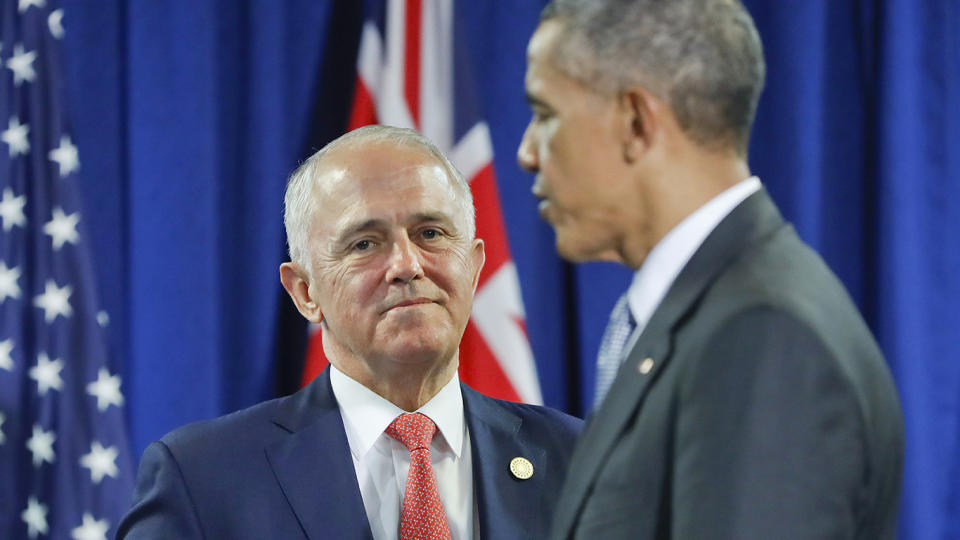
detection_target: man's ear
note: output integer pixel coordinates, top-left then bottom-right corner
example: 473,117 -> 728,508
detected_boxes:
469,238 -> 486,292
279,262 -> 324,324
618,86 -> 664,163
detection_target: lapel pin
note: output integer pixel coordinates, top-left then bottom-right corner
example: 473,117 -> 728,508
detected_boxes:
509,457 -> 534,480
639,357 -> 655,375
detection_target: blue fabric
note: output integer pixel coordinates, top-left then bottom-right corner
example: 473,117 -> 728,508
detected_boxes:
57,1 -> 959,538
1,0 -> 134,537
60,0 -> 337,457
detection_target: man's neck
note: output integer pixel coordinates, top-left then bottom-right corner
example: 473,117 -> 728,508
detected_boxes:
621,152 -> 751,270
330,353 -> 459,412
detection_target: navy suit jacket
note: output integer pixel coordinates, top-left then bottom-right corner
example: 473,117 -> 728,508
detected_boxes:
118,368 -> 581,539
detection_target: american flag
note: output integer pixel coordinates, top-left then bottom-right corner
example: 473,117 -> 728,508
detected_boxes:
300,0 -> 543,404
0,1 -> 133,538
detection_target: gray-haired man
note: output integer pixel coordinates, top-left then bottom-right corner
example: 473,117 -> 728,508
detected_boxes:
517,1 -> 904,538
119,125 -> 581,539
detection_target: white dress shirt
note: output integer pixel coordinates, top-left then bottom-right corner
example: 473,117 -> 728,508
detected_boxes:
330,365 -> 474,540
625,177 -> 762,339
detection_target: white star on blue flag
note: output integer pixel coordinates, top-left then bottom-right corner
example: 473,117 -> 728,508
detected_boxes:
1,1 -> 134,537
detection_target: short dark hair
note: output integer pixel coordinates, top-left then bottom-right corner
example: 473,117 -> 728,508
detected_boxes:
541,0 -> 765,156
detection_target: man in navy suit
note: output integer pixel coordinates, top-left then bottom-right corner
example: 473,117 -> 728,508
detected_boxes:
118,125 -> 581,539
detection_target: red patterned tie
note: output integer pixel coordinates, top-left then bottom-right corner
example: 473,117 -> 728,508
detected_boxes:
385,413 -> 452,540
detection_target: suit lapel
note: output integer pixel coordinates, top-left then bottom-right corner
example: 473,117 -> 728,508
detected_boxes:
463,385 -> 547,539
552,190 -> 788,538
266,369 -> 372,540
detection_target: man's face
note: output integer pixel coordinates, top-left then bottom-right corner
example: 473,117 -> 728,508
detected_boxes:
304,143 -> 484,372
517,20 -> 635,263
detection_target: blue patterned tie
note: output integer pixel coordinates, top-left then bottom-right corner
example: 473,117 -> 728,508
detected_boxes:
593,294 -> 637,410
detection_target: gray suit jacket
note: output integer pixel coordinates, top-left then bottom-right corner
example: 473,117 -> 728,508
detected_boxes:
551,190 -> 904,540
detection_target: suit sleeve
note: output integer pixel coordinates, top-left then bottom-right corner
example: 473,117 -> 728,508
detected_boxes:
673,307 -> 865,539
116,441 -> 206,539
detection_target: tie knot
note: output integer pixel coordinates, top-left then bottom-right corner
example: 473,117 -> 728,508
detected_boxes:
385,412 -> 437,451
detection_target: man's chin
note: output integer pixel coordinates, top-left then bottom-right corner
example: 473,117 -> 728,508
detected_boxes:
376,329 -> 457,365
555,233 -> 618,264
381,345 -> 456,370
551,227 -> 577,261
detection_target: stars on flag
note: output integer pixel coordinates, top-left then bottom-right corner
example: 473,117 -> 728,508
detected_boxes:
48,9 -> 64,39
26,423 -> 56,467
18,0 -> 45,13
0,338 -> 14,371
71,513 -> 109,540
29,351 -> 64,395
2,116 -> 30,156
49,135 -> 80,177
0,187 -> 27,231
33,279 -> 73,322
43,207 -> 80,250
80,441 -> 119,484
0,262 -> 23,302
21,496 -> 50,539
4,1 -> 133,536
6,43 -> 37,85
86,367 -> 124,411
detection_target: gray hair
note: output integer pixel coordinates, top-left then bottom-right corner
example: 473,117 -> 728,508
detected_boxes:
542,0 -> 765,155
283,125 -> 476,267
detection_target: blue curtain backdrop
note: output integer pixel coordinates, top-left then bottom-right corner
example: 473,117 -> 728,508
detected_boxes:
56,1 -> 958,538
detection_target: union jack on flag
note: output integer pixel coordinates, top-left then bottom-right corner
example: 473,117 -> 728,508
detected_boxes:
301,0 -> 543,404
0,1 -> 133,538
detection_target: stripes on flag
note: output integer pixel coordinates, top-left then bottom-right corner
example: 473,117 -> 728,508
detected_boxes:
301,0 -> 542,404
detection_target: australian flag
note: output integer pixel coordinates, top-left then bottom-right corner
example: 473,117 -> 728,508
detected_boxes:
298,0 -> 544,405
0,1 -> 133,538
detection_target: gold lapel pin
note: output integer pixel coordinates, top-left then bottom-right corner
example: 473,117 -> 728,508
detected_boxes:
509,457 -> 534,480
639,357 -> 655,375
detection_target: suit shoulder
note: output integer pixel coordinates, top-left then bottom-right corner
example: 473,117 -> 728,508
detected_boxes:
511,401 -> 582,434
464,387 -> 582,440
159,395 -> 290,455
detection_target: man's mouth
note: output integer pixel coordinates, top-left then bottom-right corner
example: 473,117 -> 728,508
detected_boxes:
384,297 -> 435,313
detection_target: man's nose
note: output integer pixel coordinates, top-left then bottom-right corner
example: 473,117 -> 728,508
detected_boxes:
385,236 -> 424,284
517,123 -> 539,172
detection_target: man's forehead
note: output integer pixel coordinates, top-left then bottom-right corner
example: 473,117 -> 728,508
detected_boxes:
315,161 -> 454,205
311,154 -> 460,231
527,19 -> 565,63
312,140 -> 452,198
319,142 -> 438,182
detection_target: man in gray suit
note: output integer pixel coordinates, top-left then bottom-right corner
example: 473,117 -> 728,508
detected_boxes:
517,1 -> 904,538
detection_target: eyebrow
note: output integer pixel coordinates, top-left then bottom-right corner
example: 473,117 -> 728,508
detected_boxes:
333,212 -> 457,243
335,218 -> 385,243
409,211 -> 453,226
525,92 -> 551,109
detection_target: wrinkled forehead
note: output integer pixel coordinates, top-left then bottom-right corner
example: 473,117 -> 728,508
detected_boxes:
310,147 -> 461,235
315,142 -> 456,202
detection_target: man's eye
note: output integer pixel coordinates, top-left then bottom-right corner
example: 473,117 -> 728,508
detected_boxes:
532,109 -> 551,122
421,229 -> 440,240
354,240 -> 372,251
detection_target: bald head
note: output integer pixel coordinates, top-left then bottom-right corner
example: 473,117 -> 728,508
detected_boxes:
283,125 -> 476,268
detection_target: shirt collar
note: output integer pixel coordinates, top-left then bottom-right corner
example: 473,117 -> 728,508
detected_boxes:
627,176 -> 762,332
330,364 -> 465,460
